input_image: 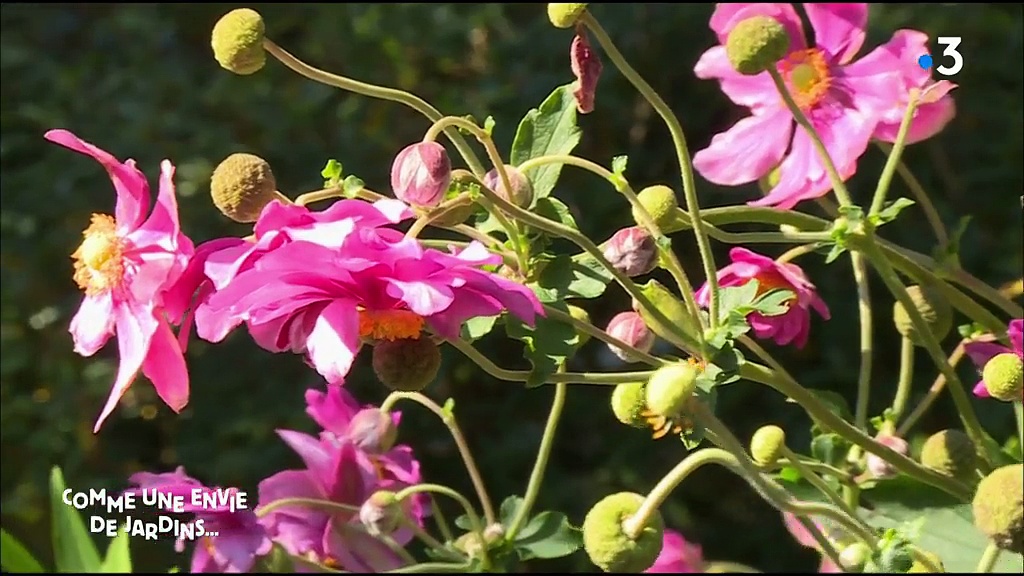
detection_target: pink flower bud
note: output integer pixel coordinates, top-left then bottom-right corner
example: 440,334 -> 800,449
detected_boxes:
603,226 -> 657,277
390,141 -> 451,208
866,434 -> 909,479
348,408 -> 399,454
570,29 -> 602,114
483,165 -> 534,208
605,311 -> 654,362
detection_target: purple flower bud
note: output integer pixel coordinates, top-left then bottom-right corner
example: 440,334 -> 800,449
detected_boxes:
866,434 -> 909,479
603,226 -> 657,277
390,141 -> 452,208
348,408 -> 399,454
570,29 -> 602,114
359,490 -> 402,536
605,311 -> 654,362
483,165 -> 534,208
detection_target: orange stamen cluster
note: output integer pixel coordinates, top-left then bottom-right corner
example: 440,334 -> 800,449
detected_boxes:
72,213 -> 126,296
778,48 -> 832,109
643,357 -> 705,440
754,270 -> 796,305
357,309 -> 425,341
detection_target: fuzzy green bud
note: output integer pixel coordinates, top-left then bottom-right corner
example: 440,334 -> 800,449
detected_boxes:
210,153 -> 280,223
582,492 -> 664,572
372,338 -> 441,392
839,542 -> 871,572
725,16 -> 791,76
981,352 -> 1023,401
633,280 -> 701,351
892,284 -> 952,347
359,490 -> 402,537
610,382 -> 648,428
632,185 -> 679,229
211,9 -> 266,75
750,425 -> 786,465
454,532 -> 485,559
547,3 -> 588,28
568,305 -> 593,347
907,550 -> 945,573
645,362 -> 699,419
972,464 -> 1024,554
919,429 -> 977,481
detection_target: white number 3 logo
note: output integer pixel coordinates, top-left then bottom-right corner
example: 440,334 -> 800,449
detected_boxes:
935,37 -> 963,76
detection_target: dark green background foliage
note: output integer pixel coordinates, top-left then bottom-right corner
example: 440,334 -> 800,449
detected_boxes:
1,3 -> 1021,572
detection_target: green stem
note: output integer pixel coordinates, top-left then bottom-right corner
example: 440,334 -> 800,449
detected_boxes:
427,494 -> 454,543
542,304 -> 664,367
507,382 -> 567,539
702,561 -> 763,573
1014,401 -> 1023,449
385,562 -> 474,574
262,39 -> 486,176
852,252 -> 875,433
764,459 -> 854,483
897,341 -> 967,436
296,188 -> 344,206
581,12 -> 721,330
869,91 -> 921,215
777,243 -> 822,264
381,393 -> 497,526
393,484 -> 484,538
909,546 -> 945,573
400,517 -> 453,559
794,515 -> 845,571
256,497 -> 359,518
405,195 -> 473,240
874,142 -> 949,245
974,542 -> 1002,573
778,445 -> 864,528
891,337 -> 916,422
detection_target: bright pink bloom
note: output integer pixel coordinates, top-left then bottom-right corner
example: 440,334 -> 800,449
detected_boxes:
693,4 -> 956,209
390,142 -> 451,208
964,319 -> 1023,399
696,247 -> 830,348
46,129 -> 195,432
646,529 -> 704,573
783,512 -> 841,573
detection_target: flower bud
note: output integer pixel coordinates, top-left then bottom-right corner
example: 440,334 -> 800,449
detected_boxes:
571,31 -> 602,114
211,9 -> 266,75
972,464 -> 1023,554
632,185 -> 678,229
907,550 -> 945,573
359,490 -> 402,537
750,425 -> 786,465
634,280 -> 701,350
605,312 -> 654,362
348,408 -> 398,454
372,338 -> 441,392
547,3 -> 588,29
724,16 -> 790,76
483,165 -> 534,209
610,382 -> 648,428
839,542 -> 871,572
390,142 -> 452,208
920,429 -> 977,481
603,227 -> 657,278
866,434 -> 909,479
483,522 -> 505,544
582,492 -> 664,572
210,153 -> 280,223
893,284 -> 952,347
455,532 -> 485,559
568,305 -> 592,347
982,352 -> 1023,401
645,362 -> 699,420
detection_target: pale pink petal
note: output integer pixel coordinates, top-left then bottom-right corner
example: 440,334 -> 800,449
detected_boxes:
693,107 -> 793,185
708,3 -> 806,49
305,386 -> 360,436
1007,319 -> 1023,356
132,160 -> 191,256
876,96 -> 956,145
803,3 -> 868,64
964,340 -> 1009,371
70,294 -> 115,356
973,380 -> 991,399
140,315 -> 189,413
305,301 -> 361,385
94,301 -> 160,432
694,46 -> 780,111
325,521 -> 406,573
276,431 -> 335,491
386,279 -> 455,317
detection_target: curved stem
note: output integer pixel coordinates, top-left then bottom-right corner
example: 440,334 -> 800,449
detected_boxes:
393,484 -> 484,540
891,337 -> 916,422
296,187 -> 344,207
1015,401 -> 1024,448
542,304 -> 663,367
256,497 -> 358,518
974,542 -> 1002,573
400,517 -> 453,559
262,39 -> 486,176
507,382 -> 567,539
385,562 -> 473,574
874,142 -> 949,245
778,445 -> 865,531
703,561 -> 763,573
764,459 -> 854,484
405,194 -> 473,240
908,546 -> 945,573
897,340 -> 967,436
852,253 -> 875,433
869,90 -> 921,215
580,12 -> 721,330
427,494 -> 454,543
777,243 -> 822,264
381,393 -> 497,527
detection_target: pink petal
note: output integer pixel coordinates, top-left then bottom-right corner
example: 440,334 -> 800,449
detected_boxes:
1007,319 -> 1023,356
876,96 -> 956,145
973,380 -> 991,399
70,294 -> 115,356
94,300 -> 160,432
305,386 -> 360,436
140,315 -> 189,413
708,3 -> 806,49
963,340 -> 1009,371
276,431 -> 335,491
132,160 -> 192,256
258,470 -> 324,511
694,46 -> 780,112
386,279 -> 455,317
693,106 -> 793,185
803,3 -> 868,65
305,301 -> 361,385
325,520 -> 406,572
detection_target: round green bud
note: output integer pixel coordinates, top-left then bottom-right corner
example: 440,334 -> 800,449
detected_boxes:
454,532 -> 485,559
644,362 -> 699,419
372,337 -> 441,392
972,464 -> 1023,554
920,429 -> 977,481
611,382 -> 648,428
547,3 -> 588,29
582,492 -> 664,573
750,425 -> 786,466
632,185 -> 679,229
893,284 -> 952,347
725,16 -> 791,76
568,305 -> 592,347
982,352 -> 1023,402
907,550 -> 945,573
211,8 -> 266,75
210,153 -> 279,223
839,542 -> 871,572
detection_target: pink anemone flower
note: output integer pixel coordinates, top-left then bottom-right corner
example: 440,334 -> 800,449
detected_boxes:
646,529 -> 705,573
693,3 -> 956,209
964,319 -> 1023,399
46,129 -> 195,432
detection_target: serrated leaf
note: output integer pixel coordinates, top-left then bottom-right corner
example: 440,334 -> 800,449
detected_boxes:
341,175 -> 365,198
100,528 -> 131,573
321,159 -> 343,187
505,303 -> 579,387
532,197 -> 578,230
50,466 -> 103,573
462,315 -> 499,341
513,512 -> 582,560
717,280 -> 761,320
611,155 -> 628,176
0,529 -> 45,573
871,197 -> 916,226
530,254 -> 612,303
442,397 -> 456,419
510,84 -> 582,199
753,289 -> 795,317
499,495 -> 524,526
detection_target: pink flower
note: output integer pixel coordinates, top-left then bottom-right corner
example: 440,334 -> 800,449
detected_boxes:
964,319 -> 1023,399
646,529 -> 704,573
696,247 -> 830,348
693,4 -> 955,209
46,129 -> 195,432
605,311 -> 655,361
603,226 -> 657,278
782,512 -> 841,573
390,142 -> 451,208
571,27 -> 602,114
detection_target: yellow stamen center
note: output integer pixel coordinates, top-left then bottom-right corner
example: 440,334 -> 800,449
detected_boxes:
358,308 -> 425,341
779,48 -> 831,109
72,213 -> 126,296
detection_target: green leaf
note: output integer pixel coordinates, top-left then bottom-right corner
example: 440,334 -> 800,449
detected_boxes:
810,433 -> 850,468
717,280 -> 760,320
870,197 -> 916,226
1,528 -> 45,573
454,514 -> 473,531
483,116 -> 496,136
513,511 -> 582,560
505,302 -> 579,387
50,466 -> 103,573
530,254 -> 612,303
498,495 -> 524,526
611,155 -> 628,176
341,175 -> 365,198
260,543 -> 295,573
532,197 -> 578,230
442,398 -> 456,419
788,389 -> 854,433
462,315 -> 499,341
753,289 -> 795,317
679,385 -> 717,450
320,159 -> 343,187
509,84 -> 582,199
100,528 -> 131,573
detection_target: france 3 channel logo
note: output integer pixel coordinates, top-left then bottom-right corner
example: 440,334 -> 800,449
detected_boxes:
917,37 -> 963,77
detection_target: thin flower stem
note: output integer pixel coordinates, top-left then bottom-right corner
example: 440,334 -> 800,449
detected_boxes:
542,304 -> 664,367
776,243 -> 822,263
385,562 -> 474,574
794,516 -> 845,571
379,534 -> 420,567
580,12 -> 721,330
891,337 -> 917,422
289,553 -> 346,573
763,459 -> 854,483
296,187 -> 344,206
507,381 -> 567,539
874,142 -> 949,245
852,253 -> 875,434
392,484 -> 485,548
381,394 -> 497,527
400,517 -> 454,559
262,39 -> 486,176
256,497 -> 359,518
778,445 -> 865,531
908,546 -> 945,573
869,90 -> 921,215
427,494 -> 455,543
405,195 -> 473,240
897,341 -> 967,436
1015,401 -> 1024,448
702,561 -> 762,573
975,542 -> 1003,573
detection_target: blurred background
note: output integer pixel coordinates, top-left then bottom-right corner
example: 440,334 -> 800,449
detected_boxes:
1,3 -> 1021,572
